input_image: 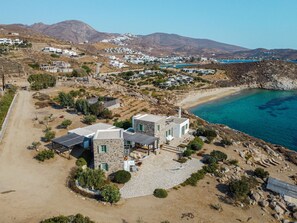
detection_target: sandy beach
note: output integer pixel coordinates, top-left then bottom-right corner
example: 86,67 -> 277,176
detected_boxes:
176,86 -> 245,109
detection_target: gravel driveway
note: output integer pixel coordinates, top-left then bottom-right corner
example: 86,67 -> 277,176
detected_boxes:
120,151 -> 203,198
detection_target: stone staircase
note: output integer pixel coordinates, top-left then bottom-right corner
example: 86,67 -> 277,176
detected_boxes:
161,144 -> 185,154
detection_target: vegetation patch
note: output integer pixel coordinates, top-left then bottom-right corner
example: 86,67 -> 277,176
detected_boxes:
153,188 -> 168,198
28,74 -> 56,90
101,184 -> 121,203
254,167 -> 269,180
112,170 -> 131,184
228,176 -> 258,202
0,87 -> 16,130
35,150 -> 55,162
40,213 -> 95,223
187,137 -> 204,151
182,169 -> 206,186
76,157 -> 87,167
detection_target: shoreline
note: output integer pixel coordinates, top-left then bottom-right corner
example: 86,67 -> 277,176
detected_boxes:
176,86 -> 246,110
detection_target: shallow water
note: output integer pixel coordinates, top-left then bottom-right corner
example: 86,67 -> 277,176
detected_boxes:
190,89 -> 297,151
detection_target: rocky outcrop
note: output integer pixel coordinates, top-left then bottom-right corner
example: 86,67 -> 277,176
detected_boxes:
203,61 -> 297,90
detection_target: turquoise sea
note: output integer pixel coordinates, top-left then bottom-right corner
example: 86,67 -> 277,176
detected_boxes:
190,89 -> 297,151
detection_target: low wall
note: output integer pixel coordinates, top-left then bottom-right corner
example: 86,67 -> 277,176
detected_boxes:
0,92 -> 18,143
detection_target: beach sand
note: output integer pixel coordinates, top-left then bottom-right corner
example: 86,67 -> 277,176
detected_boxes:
176,86 -> 244,109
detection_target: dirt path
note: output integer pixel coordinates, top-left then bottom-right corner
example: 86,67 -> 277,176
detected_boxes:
0,91 -> 275,223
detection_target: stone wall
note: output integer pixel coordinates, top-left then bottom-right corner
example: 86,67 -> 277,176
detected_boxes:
93,138 -> 124,174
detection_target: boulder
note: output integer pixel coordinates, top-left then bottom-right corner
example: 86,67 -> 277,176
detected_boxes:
251,192 -> 261,202
275,205 -> 285,215
293,211 -> 297,220
259,200 -> 269,207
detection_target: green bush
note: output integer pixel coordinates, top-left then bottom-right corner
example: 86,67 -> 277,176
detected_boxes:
101,184 -> 121,203
183,169 -> 206,186
187,137 -> 204,151
82,115 -> 97,124
113,170 -> 131,184
221,137 -> 233,146
50,53 -> 60,58
28,73 -> 56,90
58,92 -> 75,108
203,163 -> 218,174
153,188 -> 168,198
35,150 -> 55,162
254,167 -> 269,179
229,176 -> 258,201
76,158 -> 87,167
40,213 -> 95,223
75,168 -> 106,190
195,127 -> 217,142
60,119 -> 72,129
204,155 -> 217,165
210,150 -> 227,162
75,99 -> 89,115
44,130 -> 56,142
228,159 -> 239,166
114,119 -> 132,129
183,149 -> 193,157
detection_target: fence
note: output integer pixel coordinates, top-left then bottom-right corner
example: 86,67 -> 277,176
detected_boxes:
0,92 -> 18,143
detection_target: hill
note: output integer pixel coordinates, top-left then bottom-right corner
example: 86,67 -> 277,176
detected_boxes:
129,32 -> 247,56
29,20 -> 116,43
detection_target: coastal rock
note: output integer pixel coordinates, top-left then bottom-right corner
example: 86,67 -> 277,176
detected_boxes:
259,200 -> 269,207
275,205 -> 285,215
251,192 -> 261,202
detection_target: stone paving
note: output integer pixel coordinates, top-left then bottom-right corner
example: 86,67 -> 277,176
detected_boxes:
120,151 -> 203,198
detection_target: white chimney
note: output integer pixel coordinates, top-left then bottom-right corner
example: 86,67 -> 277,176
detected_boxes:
178,107 -> 182,118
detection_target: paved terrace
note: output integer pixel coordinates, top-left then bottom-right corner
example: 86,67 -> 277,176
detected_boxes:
120,151 -> 203,198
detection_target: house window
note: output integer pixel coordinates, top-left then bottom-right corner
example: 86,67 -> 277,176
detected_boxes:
138,124 -> 144,131
182,126 -> 185,135
98,145 -> 107,153
157,125 -> 160,131
100,163 -> 109,171
186,124 -> 188,129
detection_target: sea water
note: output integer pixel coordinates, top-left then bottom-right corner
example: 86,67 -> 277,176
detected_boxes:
190,89 -> 297,151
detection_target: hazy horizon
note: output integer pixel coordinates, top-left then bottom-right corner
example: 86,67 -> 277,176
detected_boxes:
1,0 -> 297,49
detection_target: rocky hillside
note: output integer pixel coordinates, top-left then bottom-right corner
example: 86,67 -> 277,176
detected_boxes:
203,61 -> 297,90
215,48 -> 297,60
29,20 -> 116,43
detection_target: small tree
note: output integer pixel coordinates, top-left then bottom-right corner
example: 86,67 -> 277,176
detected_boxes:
31,141 -> 41,150
221,137 -> 233,147
82,115 -> 96,124
75,99 -> 89,115
229,176 -> 258,201
101,184 -> 121,203
58,92 -> 75,108
60,119 -> 72,129
183,149 -> 193,157
254,167 -> 269,180
44,131 -> 55,142
187,137 -> 204,151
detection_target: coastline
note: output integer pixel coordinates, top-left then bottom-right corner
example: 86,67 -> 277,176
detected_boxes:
176,86 -> 245,109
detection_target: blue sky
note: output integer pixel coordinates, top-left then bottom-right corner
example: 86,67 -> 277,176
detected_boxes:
1,0 -> 296,49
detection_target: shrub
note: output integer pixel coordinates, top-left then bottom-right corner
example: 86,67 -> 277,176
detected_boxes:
187,137 -> 204,151
75,99 -> 89,115
44,130 -> 56,142
28,73 -> 56,90
76,158 -> 87,167
82,115 -> 97,124
75,168 -> 106,190
229,176 -> 258,201
195,127 -> 217,142
254,167 -> 269,179
228,159 -> 239,166
183,149 -> 193,157
71,68 -> 87,77
58,92 -> 75,108
221,137 -> 233,146
113,170 -> 131,184
114,119 -> 132,130
183,169 -> 206,186
101,184 -> 121,203
203,163 -> 218,174
60,119 -> 72,129
210,150 -> 227,162
40,213 -> 95,223
50,53 -> 60,58
204,155 -> 217,165
0,89 -> 16,130
35,150 -> 55,162
153,188 -> 168,198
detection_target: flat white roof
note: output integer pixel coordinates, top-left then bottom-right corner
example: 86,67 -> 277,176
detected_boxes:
69,123 -> 116,137
94,129 -> 123,140
134,114 -> 164,123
